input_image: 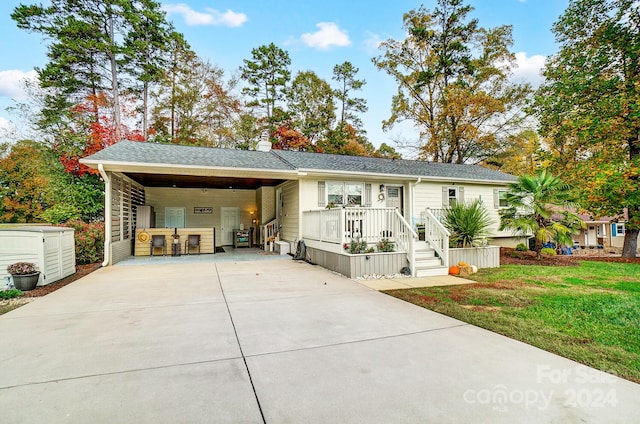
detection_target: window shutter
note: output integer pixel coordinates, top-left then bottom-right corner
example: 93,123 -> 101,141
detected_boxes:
611,223 -> 617,237
442,186 -> 449,207
458,186 -> 465,203
318,181 -> 325,207
364,184 -> 372,207
493,189 -> 500,209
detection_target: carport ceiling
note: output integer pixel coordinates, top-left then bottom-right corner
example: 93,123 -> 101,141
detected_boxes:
125,173 -> 285,190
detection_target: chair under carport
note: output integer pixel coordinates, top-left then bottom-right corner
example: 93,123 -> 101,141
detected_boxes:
150,235 -> 167,256
185,234 -> 201,255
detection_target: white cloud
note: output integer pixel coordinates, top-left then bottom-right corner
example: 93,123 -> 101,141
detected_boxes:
300,22 -> 351,50
512,52 -> 546,87
0,116 -> 11,131
163,3 -> 247,27
0,69 -> 38,99
363,31 -> 383,53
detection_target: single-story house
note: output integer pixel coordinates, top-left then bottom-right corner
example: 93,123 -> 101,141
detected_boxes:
572,212 -> 636,250
80,140 -> 519,277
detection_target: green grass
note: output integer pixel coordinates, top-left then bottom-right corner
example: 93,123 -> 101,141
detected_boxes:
383,261 -> 640,383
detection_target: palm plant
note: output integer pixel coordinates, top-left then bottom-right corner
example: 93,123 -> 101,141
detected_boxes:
443,199 -> 494,248
499,170 -> 584,259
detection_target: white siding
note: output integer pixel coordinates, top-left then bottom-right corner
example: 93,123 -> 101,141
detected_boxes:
145,187 -> 257,246
111,239 -> 133,264
299,178 -> 406,211
279,180 -> 299,242
413,181 -> 513,238
257,186 -> 276,224
413,181 -> 445,212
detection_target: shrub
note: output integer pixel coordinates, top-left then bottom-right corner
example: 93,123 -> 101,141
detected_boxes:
344,239 -> 368,254
64,219 -> 105,264
443,199 -> 495,248
515,243 -> 528,251
540,247 -> 557,256
0,289 -> 23,299
40,204 -> 80,224
376,238 -> 395,252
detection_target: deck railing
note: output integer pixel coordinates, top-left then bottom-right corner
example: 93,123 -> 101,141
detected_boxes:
424,208 -> 450,268
302,207 -> 417,253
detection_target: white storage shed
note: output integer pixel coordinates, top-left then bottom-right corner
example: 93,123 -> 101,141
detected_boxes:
0,226 -> 76,287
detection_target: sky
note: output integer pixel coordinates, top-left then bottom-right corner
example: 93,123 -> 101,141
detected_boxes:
0,0 -> 569,150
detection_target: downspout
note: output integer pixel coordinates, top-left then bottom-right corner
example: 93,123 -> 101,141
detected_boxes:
408,177 -> 422,276
98,164 -> 111,267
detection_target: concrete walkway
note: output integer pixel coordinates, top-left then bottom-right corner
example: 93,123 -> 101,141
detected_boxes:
1,259 -> 638,423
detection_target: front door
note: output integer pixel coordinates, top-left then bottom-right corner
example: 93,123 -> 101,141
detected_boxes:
386,186 -> 404,215
221,207 -> 239,245
587,225 -> 596,246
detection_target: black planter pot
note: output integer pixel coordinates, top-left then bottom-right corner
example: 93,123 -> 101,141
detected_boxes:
12,272 -> 40,291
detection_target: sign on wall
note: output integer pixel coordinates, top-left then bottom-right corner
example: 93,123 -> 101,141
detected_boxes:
194,207 -> 213,214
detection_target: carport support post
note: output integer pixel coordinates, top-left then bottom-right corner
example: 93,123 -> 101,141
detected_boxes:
99,164 -> 111,267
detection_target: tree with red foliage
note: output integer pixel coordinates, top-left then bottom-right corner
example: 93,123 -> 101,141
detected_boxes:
57,93 -> 144,176
271,123 -> 313,152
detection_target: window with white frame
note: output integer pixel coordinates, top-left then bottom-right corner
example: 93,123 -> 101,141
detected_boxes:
498,190 -> 508,208
346,183 -> 363,206
442,186 -> 465,207
448,187 -> 459,206
616,223 -> 625,236
325,181 -> 364,206
327,182 -> 344,205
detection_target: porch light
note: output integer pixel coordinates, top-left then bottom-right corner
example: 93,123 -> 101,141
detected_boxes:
379,184 -> 385,193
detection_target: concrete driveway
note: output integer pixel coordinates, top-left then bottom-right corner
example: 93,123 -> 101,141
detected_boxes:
1,258 -> 639,423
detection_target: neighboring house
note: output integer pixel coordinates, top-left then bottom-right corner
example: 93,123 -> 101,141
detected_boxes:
80,140 -> 518,277
573,213 -> 635,249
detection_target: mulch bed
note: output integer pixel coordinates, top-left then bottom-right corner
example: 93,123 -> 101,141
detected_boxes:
500,247 -> 640,266
21,262 -> 102,298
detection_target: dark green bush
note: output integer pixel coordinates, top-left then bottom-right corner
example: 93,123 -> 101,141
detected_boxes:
343,239 -> 369,254
376,238 -> 395,252
0,289 -> 24,299
443,199 -> 494,248
515,243 -> 528,251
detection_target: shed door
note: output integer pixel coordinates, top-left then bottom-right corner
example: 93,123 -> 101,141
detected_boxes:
43,234 -> 62,283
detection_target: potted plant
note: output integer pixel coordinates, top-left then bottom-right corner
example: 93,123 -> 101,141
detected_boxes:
7,262 -> 40,291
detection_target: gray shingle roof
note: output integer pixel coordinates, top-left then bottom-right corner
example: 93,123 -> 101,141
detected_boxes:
82,140 -> 293,170
272,150 -> 517,182
82,140 -> 517,183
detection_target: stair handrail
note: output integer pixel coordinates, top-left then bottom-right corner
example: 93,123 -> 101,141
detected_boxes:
424,208 -> 450,269
262,218 -> 278,247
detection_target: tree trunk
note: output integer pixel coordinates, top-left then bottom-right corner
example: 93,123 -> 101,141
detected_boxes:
108,14 -> 122,142
143,81 -> 148,140
534,237 -> 543,259
621,228 -> 638,258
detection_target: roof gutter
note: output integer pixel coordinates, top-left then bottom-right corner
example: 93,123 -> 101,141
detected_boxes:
98,164 -> 110,267
80,159 -> 300,177
298,168 -> 514,185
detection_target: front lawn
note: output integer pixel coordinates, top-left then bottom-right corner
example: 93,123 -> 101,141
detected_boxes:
383,261 -> 640,383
